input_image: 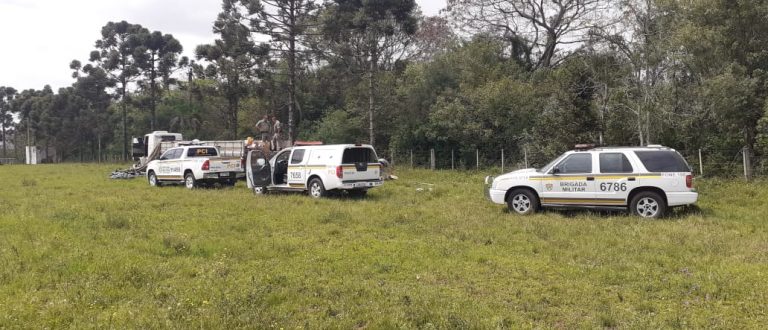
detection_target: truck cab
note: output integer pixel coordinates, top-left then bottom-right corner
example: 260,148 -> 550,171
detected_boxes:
132,131 -> 183,161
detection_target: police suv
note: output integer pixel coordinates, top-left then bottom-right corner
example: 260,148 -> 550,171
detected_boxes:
245,144 -> 383,198
484,145 -> 698,218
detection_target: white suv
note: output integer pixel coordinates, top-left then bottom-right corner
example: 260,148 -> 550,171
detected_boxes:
484,145 -> 698,218
245,144 -> 383,198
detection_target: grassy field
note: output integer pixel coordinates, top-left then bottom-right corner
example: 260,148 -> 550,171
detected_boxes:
0,164 -> 767,328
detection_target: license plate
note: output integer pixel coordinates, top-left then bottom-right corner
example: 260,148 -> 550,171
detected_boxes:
220,173 -> 230,177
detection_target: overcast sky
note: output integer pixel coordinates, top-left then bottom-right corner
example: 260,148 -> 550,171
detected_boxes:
0,0 -> 446,91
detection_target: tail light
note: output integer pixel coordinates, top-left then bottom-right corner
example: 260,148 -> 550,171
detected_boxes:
336,165 -> 343,179
686,174 -> 693,189
202,160 -> 210,171
241,157 -> 245,168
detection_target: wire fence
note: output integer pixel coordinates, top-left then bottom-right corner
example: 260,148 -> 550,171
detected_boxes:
382,147 -> 767,179
4,146 -> 766,179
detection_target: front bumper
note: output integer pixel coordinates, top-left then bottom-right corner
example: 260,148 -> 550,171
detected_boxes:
484,176 -> 506,205
666,192 -> 698,207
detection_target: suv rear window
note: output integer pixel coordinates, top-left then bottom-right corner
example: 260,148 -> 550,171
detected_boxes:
342,147 -> 378,163
187,147 -> 218,157
634,151 -> 690,172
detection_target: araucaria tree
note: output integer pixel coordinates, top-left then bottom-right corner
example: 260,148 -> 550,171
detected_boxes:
196,0 -> 270,139
0,86 -> 18,158
321,0 -> 419,146
253,0 -> 317,143
134,30 -> 184,131
89,21 -> 147,160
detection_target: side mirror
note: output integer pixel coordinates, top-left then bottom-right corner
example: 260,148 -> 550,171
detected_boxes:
552,167 -> 561,175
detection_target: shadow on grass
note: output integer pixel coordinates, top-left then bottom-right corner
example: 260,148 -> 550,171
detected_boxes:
502,204 -> 706,220
252,189 -> 381,202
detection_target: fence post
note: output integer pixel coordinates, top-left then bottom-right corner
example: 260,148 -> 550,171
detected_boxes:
390,149 -> 394,167
410,150 -> 413,168
430,149 -> 435,170
451,149 -> 455,170
698,149 -> 703,176
524,148 -> 529,168
501,149 -> 505,172
743,147 -> 752,181
476,149 -> 479,170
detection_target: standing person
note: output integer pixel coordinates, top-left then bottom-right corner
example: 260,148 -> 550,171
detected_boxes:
271,115 -> 283,151
255,115 -> 271,143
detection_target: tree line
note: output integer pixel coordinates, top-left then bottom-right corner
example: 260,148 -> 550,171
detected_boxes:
1,0 -> 768,177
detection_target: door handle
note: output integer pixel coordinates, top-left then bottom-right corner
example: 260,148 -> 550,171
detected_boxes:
586,177 -> 595,181
628,177 -> 636,181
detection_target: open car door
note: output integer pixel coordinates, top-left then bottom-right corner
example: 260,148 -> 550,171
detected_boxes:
246,149 -> 272,190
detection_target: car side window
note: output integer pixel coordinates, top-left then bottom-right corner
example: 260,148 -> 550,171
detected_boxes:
159,150 -> 173,160
275,150 -> 290,163
290,149 -> 306,164
160,149 -> 180,160
554,154 -> 592,174
599,153 -> 634,173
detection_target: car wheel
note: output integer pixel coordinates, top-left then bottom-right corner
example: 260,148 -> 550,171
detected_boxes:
184,172 -> 197,189
506,189 -> 539,215
253,186 -> 267,195
148,171 -> 162,187
630,191 -> 666,218
308,178 -> 326,198
348,189 -> 368,198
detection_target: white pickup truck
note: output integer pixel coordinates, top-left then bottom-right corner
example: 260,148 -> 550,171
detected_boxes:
146,146 -> 243,189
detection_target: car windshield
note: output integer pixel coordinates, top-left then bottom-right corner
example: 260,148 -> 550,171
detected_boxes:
538,153 -> 567,173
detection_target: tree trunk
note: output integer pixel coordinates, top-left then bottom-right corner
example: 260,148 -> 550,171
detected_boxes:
1,123 -> 6,158
229,97 -> 239,140
368,46 -> 378,146
286,0 -> 297,145
122,84 -> 128,162
150,55 -> 157,131
637,110 -> 645,146
745,129 -> 754,181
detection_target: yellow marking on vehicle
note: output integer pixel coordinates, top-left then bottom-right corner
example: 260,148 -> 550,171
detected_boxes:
289,183 -> 305,188
288,165 -> 327,169
541,198 -> 625,204
530,176 -> 588,181
530,174 -> 662,181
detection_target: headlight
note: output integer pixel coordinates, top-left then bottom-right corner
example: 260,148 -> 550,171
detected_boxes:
484,175 -> 495,185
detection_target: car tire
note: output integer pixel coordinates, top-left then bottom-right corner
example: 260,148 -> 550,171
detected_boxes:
308,178 -> 326,198
506,189 -> 539,215
184,172 -> 197,189
148,171 -> 162,187
630,191 -> 666,218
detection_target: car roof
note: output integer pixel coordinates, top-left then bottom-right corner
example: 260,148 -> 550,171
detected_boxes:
287,144 -> 375,149
568,145 -> 676,153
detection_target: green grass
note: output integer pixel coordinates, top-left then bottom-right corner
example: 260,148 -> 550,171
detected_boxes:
1,164 -> 767,328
